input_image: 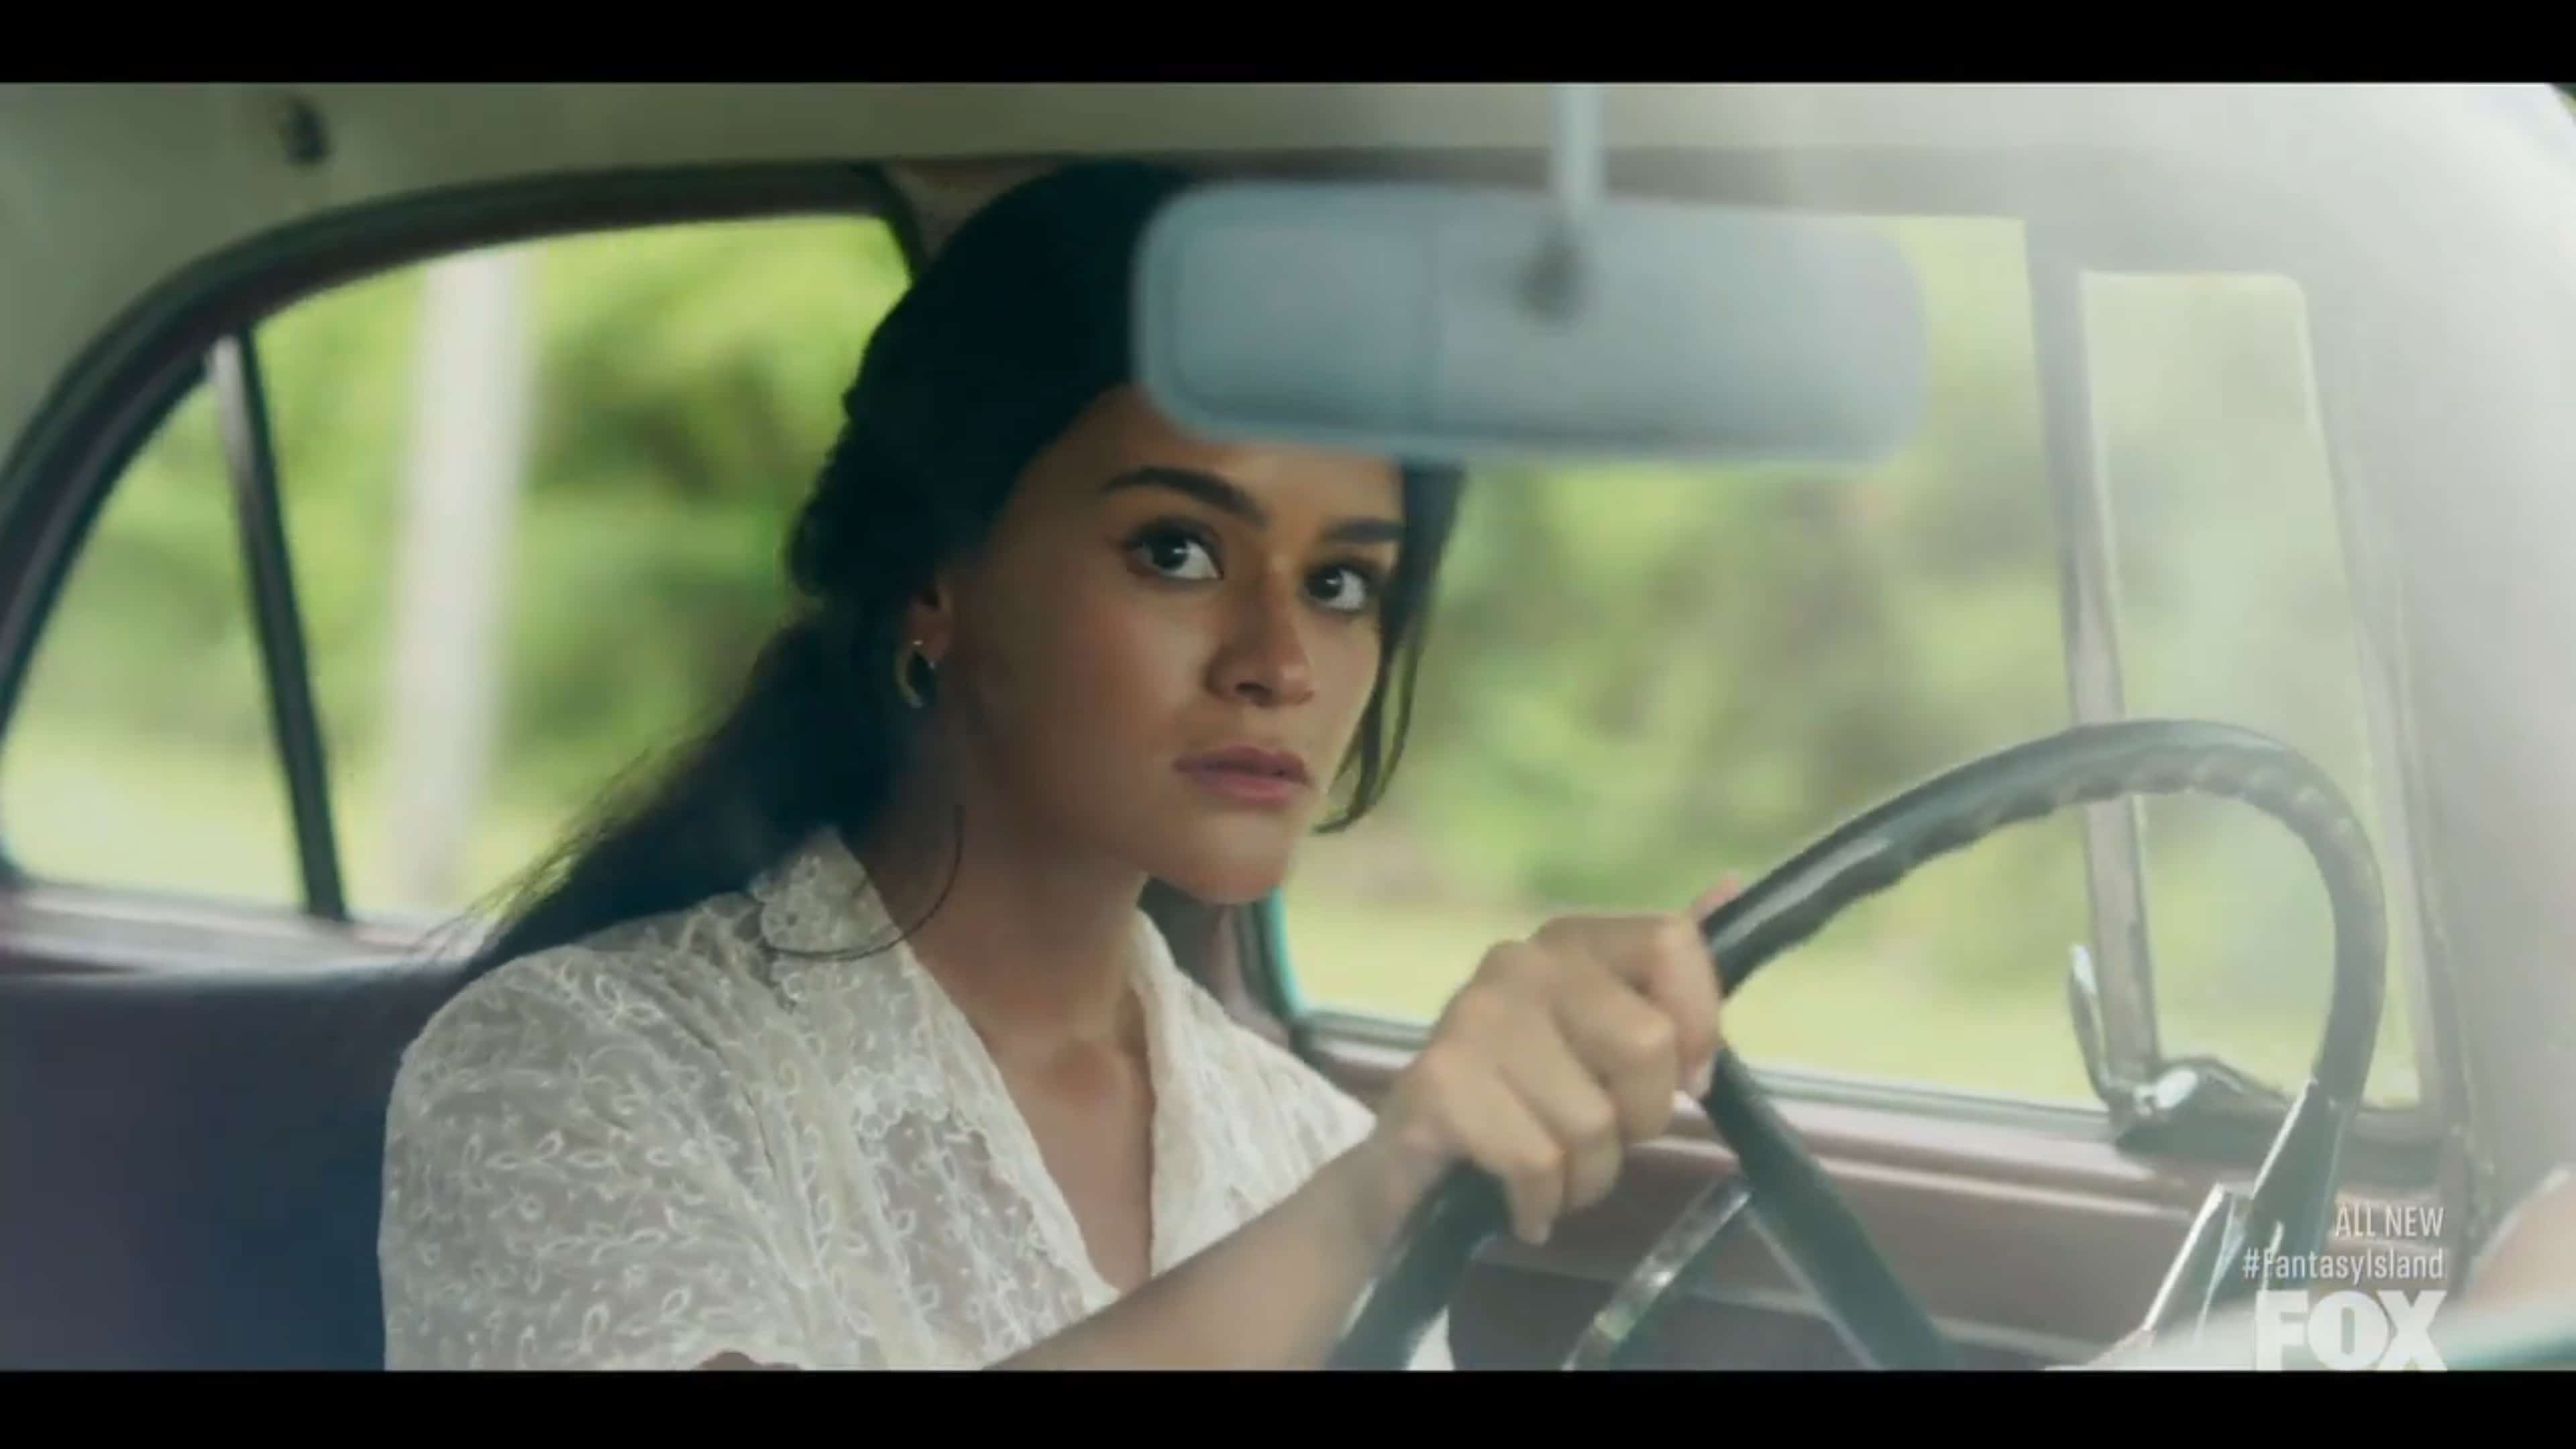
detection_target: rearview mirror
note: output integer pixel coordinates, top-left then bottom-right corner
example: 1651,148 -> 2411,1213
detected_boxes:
1132,180 -> 1929,468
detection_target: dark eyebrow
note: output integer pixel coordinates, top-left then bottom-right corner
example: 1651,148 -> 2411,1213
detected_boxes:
1322,516 -> 1406,547
1101,466 -> 1404,547
1103,467 -> 1261,523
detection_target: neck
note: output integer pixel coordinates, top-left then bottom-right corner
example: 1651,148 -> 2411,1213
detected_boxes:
853,737 -> 1148,1059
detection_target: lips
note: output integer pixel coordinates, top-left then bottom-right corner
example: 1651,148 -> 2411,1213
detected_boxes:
1175,744 -> 1313,808
1177,745 -> 1311,783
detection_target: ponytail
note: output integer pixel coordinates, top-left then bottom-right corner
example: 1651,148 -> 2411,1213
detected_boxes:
464,605 -> 906,976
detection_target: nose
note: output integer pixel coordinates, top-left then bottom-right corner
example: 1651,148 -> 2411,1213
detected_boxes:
1209,573 -> 1316,707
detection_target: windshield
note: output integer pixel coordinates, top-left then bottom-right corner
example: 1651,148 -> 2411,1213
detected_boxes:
1263,83 -> 2576,1118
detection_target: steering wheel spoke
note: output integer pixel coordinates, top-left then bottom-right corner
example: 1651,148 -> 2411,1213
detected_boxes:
1560,1177 -> 1754,1369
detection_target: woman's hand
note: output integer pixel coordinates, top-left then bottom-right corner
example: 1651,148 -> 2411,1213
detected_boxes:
977,875 -> 1741,1372
1348,887 -> 1735,1250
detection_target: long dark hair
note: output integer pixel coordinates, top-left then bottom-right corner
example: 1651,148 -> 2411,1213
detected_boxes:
466,160 -> 1464,978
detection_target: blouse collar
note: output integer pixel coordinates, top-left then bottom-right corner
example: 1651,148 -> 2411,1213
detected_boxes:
745,826 -> 892,958
743,826 -> 1193,1008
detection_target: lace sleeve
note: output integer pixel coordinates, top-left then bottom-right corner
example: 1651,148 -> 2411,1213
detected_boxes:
378,949 -> 855,1371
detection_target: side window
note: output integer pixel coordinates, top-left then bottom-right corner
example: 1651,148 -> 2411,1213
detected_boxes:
0,389 -> 303,902
1,214 -> 909,923
1279,215 -> 2102,1105
2084,273 -> 2421,1108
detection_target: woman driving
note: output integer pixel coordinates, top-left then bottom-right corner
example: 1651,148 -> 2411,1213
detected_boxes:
377,160 -> 1729,1371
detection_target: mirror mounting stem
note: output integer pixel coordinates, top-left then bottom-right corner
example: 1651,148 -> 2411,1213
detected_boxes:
1526,84 -> 1603,324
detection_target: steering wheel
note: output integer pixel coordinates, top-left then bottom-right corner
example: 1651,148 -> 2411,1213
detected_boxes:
1328,719 -> 2389,1370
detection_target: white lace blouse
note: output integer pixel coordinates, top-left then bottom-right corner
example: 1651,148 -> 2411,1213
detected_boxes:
377,828 -> 1452,1371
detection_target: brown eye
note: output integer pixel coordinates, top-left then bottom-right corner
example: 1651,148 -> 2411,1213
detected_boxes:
1130,525 -> 1220,581
1308,564 -> 1379,614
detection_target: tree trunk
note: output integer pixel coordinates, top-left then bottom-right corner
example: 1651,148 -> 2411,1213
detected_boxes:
383,248 -> 533,913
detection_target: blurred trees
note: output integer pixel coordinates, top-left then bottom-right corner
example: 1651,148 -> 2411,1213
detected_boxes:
1,207 -> 2418,1103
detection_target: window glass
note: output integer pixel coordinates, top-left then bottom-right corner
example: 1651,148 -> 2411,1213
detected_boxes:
1,388 -> 300,901
2,215 -> 910,928
1279,215 -> 2102,1103
1279,222 -> 2426,1110
2084,272 -> 2421,1107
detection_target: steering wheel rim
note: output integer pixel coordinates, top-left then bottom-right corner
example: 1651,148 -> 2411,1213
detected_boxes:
1328,718 -> 2389,1370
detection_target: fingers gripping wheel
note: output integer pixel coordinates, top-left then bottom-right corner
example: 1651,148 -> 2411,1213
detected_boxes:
1328,720 -> 2388,1371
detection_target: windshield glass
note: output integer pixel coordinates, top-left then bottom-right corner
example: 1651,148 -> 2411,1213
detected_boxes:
1279,211 -> 2411,1107
1271,83 -> 2576,1112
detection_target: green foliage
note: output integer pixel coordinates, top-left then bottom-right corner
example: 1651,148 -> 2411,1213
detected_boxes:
1375,219 -> 2072,921
0,206 -> 2422,1108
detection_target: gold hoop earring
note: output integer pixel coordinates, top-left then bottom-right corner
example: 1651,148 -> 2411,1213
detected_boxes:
894,639 -> 936,710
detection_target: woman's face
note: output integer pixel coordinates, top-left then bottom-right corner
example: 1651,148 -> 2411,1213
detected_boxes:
916,384 -> 1406,904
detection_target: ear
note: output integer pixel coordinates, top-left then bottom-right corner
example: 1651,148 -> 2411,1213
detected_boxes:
899,572 -> 960,664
